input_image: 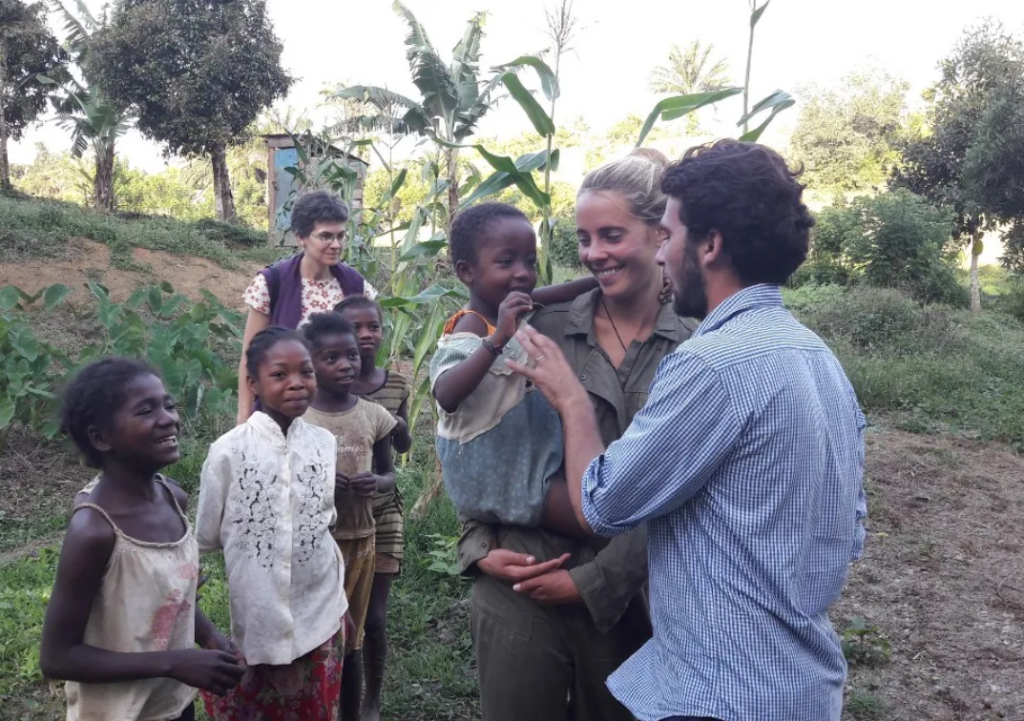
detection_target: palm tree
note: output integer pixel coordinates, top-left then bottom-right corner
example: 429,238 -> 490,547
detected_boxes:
650,40 -> 730,134
337,1 -> 502,227
49,0 -> 130,211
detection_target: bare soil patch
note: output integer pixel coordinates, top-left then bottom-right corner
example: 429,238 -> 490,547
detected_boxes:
0,428 -> 81,555
0,238 -> 257,307
838,426 -> 1024,720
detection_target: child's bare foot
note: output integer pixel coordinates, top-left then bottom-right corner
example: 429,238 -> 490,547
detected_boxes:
360,703 -> 381,721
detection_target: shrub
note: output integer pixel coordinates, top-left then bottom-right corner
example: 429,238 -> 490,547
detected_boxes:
798,286 -> 965,356
548,213 -> 580,269
797,189 -> 968,306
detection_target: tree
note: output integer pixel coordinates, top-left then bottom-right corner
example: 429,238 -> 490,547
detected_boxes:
894,20 -> 1024,310
87,0 -> 291,221
50,1 -> 131,211
0,0 -> 69,191
650,40 -> 730,134
789,68 -> 908,192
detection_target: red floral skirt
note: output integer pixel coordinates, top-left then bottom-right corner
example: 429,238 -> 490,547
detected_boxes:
201,631 -> 344,721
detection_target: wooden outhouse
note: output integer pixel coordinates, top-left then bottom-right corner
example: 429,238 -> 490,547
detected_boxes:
262,134 -> 369,246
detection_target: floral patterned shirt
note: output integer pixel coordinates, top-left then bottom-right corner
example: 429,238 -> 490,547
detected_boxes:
244,273 -> 378,327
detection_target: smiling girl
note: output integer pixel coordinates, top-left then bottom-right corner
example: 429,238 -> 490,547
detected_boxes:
197,327 -> 350,721
41,358 -> 242,721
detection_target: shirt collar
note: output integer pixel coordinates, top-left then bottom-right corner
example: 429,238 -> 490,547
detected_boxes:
692,284 -> 785,338
248,411 -> 305,445
563,288 -> 688,343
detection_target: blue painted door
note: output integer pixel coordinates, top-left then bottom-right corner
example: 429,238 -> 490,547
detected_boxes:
273,147 -> 300,245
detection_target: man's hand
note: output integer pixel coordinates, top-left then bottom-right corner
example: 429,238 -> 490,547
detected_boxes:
507,325 -> 589,414
476,549 -> 570,583
348,472 -> 380,498
512,569 -> 583,605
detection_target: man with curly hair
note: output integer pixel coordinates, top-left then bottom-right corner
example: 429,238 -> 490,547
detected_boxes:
513,140 -> 868,721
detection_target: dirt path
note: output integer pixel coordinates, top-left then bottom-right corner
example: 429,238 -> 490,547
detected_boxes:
838,427 -> 1024,720
0,238 -> 258,307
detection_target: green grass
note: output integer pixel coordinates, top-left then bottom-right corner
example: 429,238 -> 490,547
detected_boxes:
0,194 -> 283,270
0,424 -> 478,721
4,275 -> 1024,718
788,285 -> 1024,447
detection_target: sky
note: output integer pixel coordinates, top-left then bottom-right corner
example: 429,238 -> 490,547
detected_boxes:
11,0 -> 1024,173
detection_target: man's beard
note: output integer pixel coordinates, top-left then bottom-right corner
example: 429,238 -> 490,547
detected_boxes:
671,243 -> 709,320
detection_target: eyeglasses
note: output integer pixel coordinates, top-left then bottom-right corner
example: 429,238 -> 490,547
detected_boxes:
310,231 -> 347,245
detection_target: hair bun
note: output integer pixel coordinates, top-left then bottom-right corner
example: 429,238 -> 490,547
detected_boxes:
629,147 -> 669,169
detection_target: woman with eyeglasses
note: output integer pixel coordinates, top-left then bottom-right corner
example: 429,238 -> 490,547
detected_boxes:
236,190 -> 378,425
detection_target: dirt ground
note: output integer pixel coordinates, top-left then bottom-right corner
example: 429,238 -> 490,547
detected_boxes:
0,238 -> 257,308
838,426 -> 1024,720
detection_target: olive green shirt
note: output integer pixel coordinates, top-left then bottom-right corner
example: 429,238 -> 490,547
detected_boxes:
457,289 -> 696,633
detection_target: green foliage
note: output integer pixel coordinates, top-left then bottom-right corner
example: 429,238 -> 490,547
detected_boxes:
0,192 -> 276,267
549,213 -> 581,269
840,617 -> 892,667
649,40 -> 731,134
88,0 -> 291,220
894,19 -> 1024,268
795,189 -> 968,306
424,533 -> 461,577
794,285 -> 1024,445
0,0 -> 70,182
789,68 -> 909,192
0,547 -> 58,699
0,281 -> 242,448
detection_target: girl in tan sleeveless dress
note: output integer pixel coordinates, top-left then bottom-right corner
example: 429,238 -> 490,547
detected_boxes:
40,358 -> 243,721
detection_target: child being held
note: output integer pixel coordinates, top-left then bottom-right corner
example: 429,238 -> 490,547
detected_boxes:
430,202 -> 598,540
301,312 -> 397,721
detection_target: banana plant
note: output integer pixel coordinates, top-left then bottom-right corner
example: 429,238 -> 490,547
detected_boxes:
336,1 -> 503,229
49,0 -> 131,212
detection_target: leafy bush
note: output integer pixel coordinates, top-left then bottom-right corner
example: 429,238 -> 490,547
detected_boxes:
797,189 -> 968,306
799,286 -> 965,356
795,285 -> 1024,445
549,213 -> 580,269
0,281 -> 242,449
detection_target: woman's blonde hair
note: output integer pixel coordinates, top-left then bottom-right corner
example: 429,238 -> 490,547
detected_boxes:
578,148 -> 670,225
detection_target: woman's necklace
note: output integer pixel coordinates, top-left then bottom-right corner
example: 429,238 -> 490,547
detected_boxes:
600,296 -> 629,353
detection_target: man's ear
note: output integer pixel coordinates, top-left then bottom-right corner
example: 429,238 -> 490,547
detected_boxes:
87,425 -> 113,454
454,259 -> 474,286
702,230 -> 727,268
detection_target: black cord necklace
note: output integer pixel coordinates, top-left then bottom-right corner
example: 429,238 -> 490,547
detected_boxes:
600,296 -> 629,352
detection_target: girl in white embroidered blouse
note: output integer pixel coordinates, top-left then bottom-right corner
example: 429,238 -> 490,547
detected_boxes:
197,328 -> 355,721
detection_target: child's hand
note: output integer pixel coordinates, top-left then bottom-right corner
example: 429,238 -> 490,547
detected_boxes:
348,472 -> 379,498
335,472 -> 351,491
167,648 -> 245,696
493,291 -> 534,346
202,630 -> 241,660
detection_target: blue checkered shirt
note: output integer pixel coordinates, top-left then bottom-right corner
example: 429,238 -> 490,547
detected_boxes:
580,284 -> 867,721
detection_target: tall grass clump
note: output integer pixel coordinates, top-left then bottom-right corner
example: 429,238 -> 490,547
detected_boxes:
791,285 -> 1024,445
